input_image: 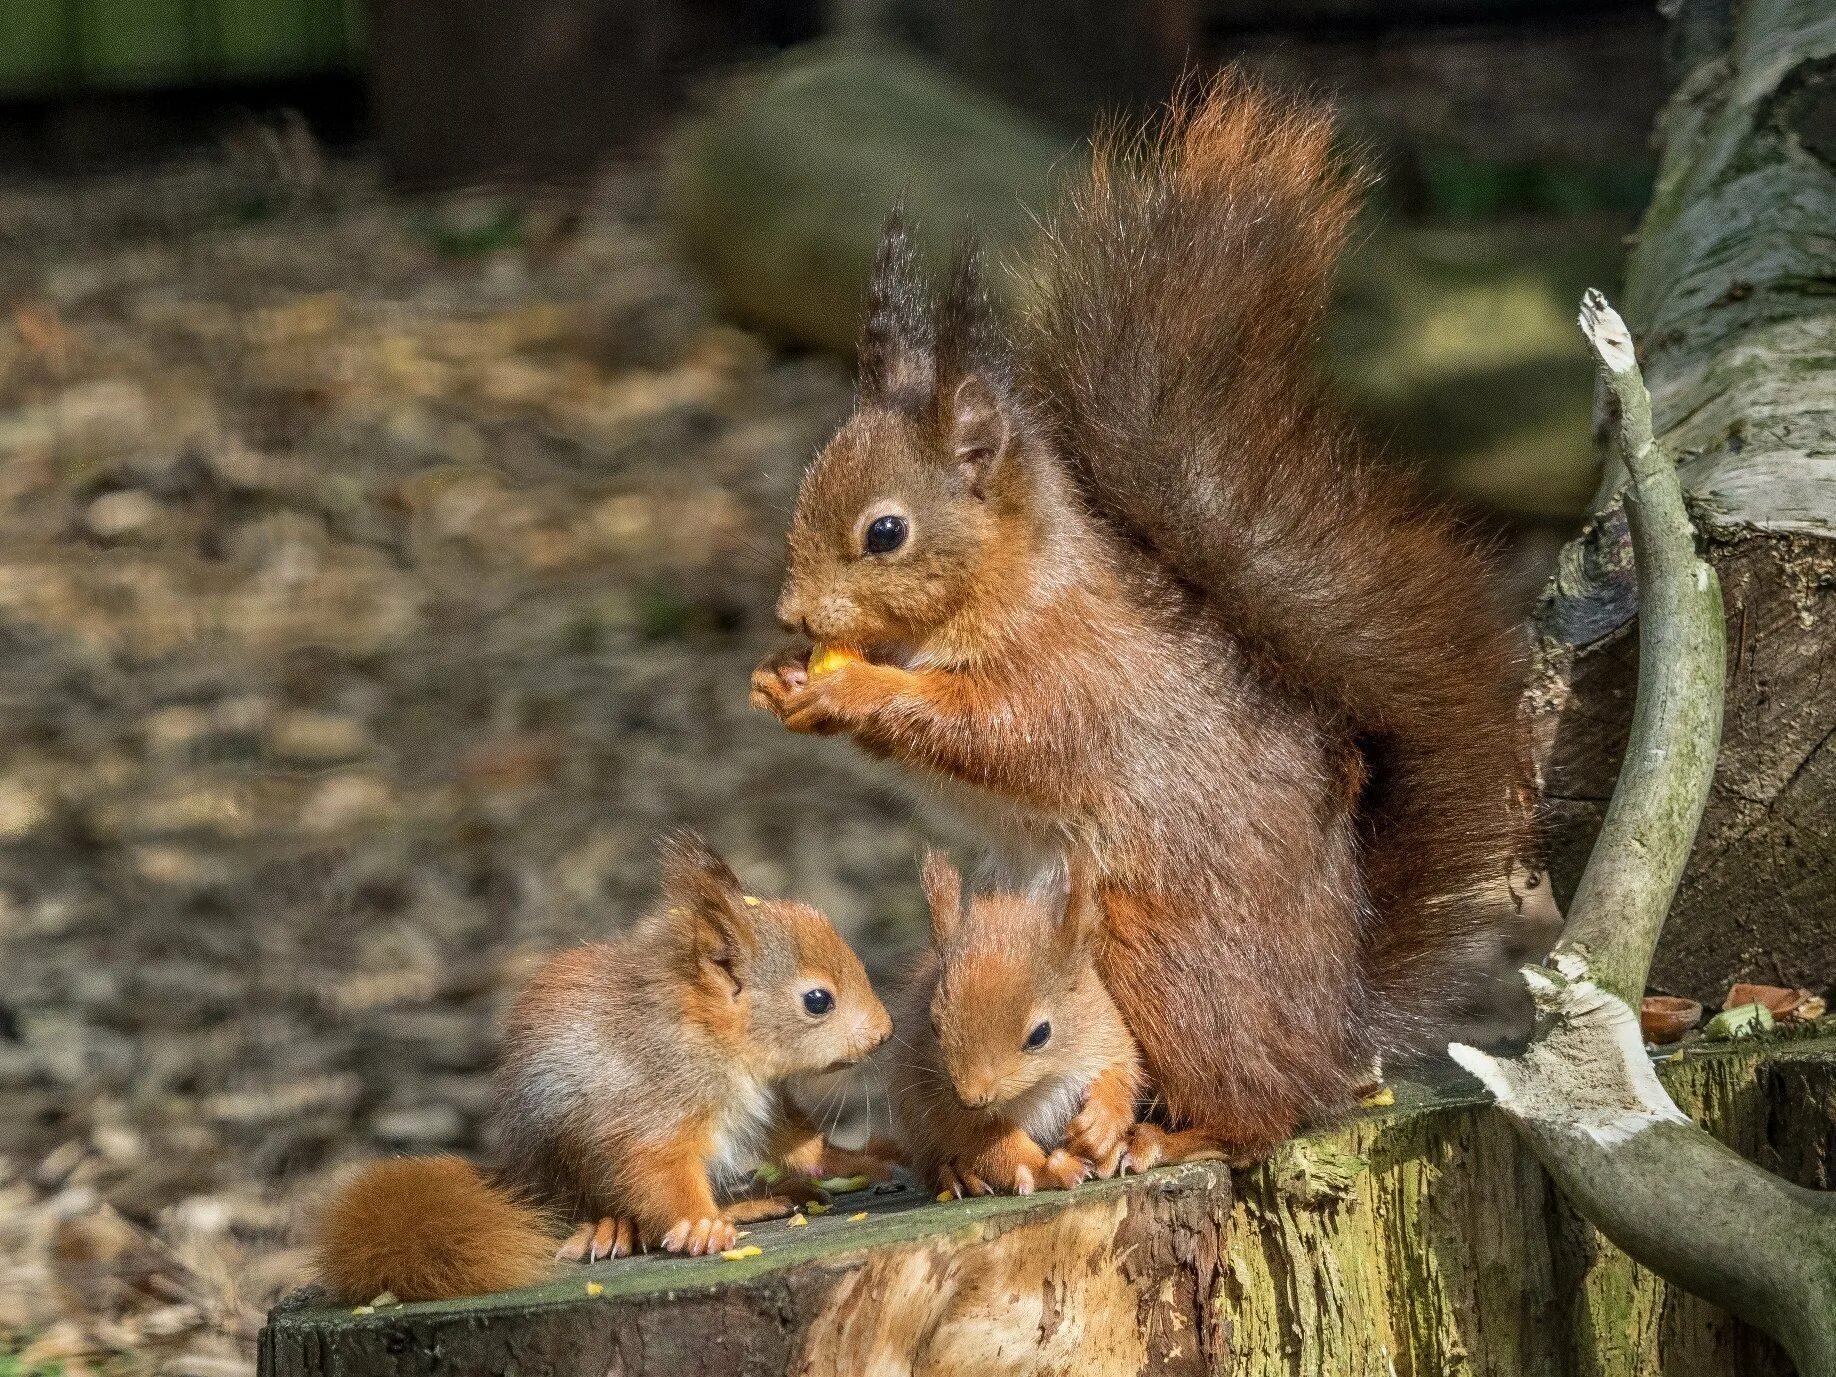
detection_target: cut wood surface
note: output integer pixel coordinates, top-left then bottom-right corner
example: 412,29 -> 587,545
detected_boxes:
1530,0 -> 1836,1001
261,1023 -> 1836,1377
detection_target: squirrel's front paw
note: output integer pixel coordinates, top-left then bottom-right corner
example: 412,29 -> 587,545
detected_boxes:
777,674 -> 857,737
660,1216 -> 738,1256
557,1216 -> 638,1262
749,646 -> 810,716
1064,1101 -> 1135,1179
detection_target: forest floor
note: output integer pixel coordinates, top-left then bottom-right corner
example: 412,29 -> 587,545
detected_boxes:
0,145 -> 955,1376
0,140 -> 1561,1376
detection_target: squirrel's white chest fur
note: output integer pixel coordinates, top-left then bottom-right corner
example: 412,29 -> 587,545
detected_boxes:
706,1072 -> 776,1187
1006,1070 -> 1093,1150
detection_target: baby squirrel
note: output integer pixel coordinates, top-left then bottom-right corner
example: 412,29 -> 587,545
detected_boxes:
753,74 -> 1528,1157
313,833 -> 893,1303
892,852 -> 1222,1195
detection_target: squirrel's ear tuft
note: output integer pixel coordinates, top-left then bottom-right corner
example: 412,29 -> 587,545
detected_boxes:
858,207 -> 936,408
657,831 -> 754,980
1058,852 -> 1104,959
918,849 -> 962,947
935,236 -> 1018,499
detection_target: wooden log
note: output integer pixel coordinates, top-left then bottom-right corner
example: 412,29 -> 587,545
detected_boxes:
260,1024 -> 1836,1376
1528,0 -> 1836,1002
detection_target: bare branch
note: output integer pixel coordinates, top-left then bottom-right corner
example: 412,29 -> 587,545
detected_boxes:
1550,290 -> 1725,1006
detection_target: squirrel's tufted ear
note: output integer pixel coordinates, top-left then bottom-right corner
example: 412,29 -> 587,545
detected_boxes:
1058,852 -> 1104,959
935,236 -> 1018,499
657,831 -> 756,988
941,374 -> 1014,500
918,849 -> 962,947
857,208 -> 936,409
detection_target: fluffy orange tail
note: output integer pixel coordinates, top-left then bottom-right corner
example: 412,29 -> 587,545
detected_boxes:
312,1155 -> 557,1304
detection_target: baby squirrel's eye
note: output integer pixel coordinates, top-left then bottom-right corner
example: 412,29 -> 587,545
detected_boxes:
1023,1020 -> 1052,1051
803,988 -> 835,1018
863,513 -> 908,556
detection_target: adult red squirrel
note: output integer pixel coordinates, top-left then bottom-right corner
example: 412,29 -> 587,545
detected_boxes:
752,75 -> 1527,1157
312,833 -> 893,1303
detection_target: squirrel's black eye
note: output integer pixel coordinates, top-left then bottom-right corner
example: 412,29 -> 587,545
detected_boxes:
803,988 -> 835,1018
864,513 -> 908,555
1024,1020 -> 1051,1051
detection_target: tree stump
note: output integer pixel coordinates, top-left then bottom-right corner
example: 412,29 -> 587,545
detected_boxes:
1528,0 -> 1836,1002
260,1025 -> 1836,1376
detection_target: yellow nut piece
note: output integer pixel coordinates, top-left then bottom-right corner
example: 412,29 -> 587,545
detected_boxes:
585,1282 -> 603,1297
936,1190 -> 955,1203
808,644 -> 863,678
788,1213 -> 809,1228
804,1202 -> 831,1215
720,1245 -> 764,1261
848,1211 -> 870,1222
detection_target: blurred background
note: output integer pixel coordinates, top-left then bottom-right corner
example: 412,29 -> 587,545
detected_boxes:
0,2 -> 1652,1371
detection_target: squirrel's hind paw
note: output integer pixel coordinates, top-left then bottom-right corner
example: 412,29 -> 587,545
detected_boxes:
557,1216 -> 638,1263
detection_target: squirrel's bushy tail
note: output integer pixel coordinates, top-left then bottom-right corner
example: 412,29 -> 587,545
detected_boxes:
313,1155 -> 556,1304
1022,73 -> 1528,1037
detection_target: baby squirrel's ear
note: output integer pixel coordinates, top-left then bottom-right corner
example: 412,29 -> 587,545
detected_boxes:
858,208 -> 936,410
657,831 -> 756,984
1058,852 -> 1104,960
918,849 -> 962,947
934,237 -> 1019,500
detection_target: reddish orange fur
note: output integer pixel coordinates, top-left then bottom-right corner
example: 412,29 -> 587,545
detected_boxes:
312,1156 -> 554,1304
758,75 -> 1528,1157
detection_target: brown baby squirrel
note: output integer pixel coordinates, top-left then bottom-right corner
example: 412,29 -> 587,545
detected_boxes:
892,852 -> 1223,1195
313,833 -> 894,1303
752,74 -> 1528,1158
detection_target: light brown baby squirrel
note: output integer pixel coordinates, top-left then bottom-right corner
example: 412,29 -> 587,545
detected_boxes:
752,74 -> 1528,1158
891,852 -> 1223,1195
313,833 -> 894,1303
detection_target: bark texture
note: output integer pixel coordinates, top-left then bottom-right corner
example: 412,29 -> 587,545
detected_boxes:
261,1027 -> 1836,1377
1530,0 -> 1836,1003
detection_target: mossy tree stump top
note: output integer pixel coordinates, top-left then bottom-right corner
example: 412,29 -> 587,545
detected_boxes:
262,1025 -> 1836,1377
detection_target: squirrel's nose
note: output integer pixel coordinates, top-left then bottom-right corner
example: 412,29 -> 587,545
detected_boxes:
862,1012 -> 892,1056
955,1080 -> 997,1111
775,594 -> 810,639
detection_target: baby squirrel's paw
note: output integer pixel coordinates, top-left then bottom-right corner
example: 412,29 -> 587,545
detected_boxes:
749,647 -> 809,715
1064,1101 -> 1134,1179
556,1216 -> 638,1263
1040,1149 -> 1092,1191
660,1216 -> 738,1256
1117,1123 -> 1237,1174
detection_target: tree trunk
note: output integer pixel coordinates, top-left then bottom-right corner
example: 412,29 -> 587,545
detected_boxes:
1529,0 -> 1836,1004
260,1028 -> 1836,1377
